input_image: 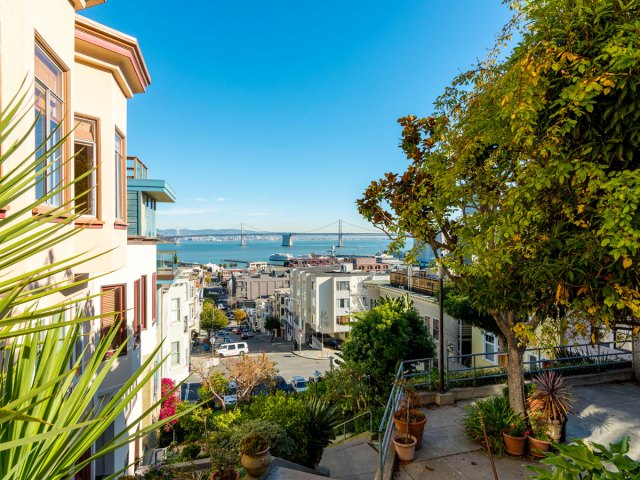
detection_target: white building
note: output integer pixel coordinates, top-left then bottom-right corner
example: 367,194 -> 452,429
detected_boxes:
290,264 -> 389,342
160,278 -> 200,383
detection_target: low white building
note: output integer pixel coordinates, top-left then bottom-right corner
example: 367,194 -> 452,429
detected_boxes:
290,264 -> 389,342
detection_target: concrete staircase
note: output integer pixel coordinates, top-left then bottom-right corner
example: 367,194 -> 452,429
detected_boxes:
320,432 -> 380,480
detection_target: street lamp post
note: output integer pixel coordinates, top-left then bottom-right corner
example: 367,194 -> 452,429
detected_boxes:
438,265 -> 445,394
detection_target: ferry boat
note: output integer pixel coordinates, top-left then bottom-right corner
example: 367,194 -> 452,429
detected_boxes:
269,253 -> 294,262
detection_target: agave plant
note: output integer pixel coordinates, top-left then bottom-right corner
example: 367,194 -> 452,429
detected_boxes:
304,395 -> 343,468
528,370 -> 573,421
0,86 -> 190,479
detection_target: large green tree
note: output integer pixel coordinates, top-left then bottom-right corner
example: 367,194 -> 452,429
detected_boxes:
358,0 -> 640,414
200,301 -> 228,333
341,300 -> 435,396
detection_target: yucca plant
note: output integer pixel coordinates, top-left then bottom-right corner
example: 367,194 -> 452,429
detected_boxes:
304,395 -> 342,468
528,371 -> 573,422
0,85 -> 191,479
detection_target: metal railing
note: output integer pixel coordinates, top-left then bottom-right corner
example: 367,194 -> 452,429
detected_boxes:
376,342 -> 631,479
332,410 -> 373,443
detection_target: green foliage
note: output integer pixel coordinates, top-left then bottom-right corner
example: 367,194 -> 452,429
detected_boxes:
174,403 -> 218,442
180,443 -> 202,461
463,396 -> 513,456
442,284 -> 501,337
210,409 -> 242,431
247,392 -> 309,463
528,371 -> 573,422
200,303 -> 229,333
357,0 -> 640,415
529,437 -> 640,479
264,316 -> 281,332
321,360 -> 377,412
503,414 -> 527,437
341,301 -> 435,396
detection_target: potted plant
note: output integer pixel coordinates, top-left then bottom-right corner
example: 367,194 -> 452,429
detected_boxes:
528,371 -> 573,442
392,399 -> 418,462
239,431 -> 271,478
527,411 -> 552,458
502,414 -> 527,456
392,378 -> 427,450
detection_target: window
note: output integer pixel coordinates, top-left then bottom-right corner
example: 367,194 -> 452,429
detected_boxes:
370,299 -> 377,309
151,273 -> 157,324
336,315 -> 350,325
432,317 -> 440,342
35,44 -> 65,206
336,298 -> 350,309
423,315 -> 431,331
133,279 -> 142,347
484,333 -> 498,363
114,130 -> 125,219
73,117 -> 97,216
140,275 -> 147,329
170,298 -> 180,323
336,281 -> 349,291
101,285 -> 126,357
171,341 -> 180,366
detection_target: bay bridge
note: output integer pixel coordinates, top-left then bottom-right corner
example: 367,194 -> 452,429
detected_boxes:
158,219 -> 386,247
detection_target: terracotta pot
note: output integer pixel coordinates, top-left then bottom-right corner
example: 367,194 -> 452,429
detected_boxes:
210,469 -> 240,480
393,408 -> 427,450
502,431 -> 526,456
528,436 -> 552,458
393,434 -> 417,462
546,418 -> 563,442
240,448 -> 272,477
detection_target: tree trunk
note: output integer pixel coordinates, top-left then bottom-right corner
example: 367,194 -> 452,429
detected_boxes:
506,333 -> 526,416
495,311 -> 527,416
632,331 -> 640,383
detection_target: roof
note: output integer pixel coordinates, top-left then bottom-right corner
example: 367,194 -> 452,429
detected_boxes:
128,178 -> 176,203
75,15 -> 151,98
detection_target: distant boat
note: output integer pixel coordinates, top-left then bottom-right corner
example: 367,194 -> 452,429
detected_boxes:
269,253 -> 294,262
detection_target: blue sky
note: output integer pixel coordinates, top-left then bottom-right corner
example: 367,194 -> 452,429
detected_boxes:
84,1 -> 512,232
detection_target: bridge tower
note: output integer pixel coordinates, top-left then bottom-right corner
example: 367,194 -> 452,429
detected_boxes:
281,233 -> 293,247
337,219 -> 344,248
240,222 -> 246,247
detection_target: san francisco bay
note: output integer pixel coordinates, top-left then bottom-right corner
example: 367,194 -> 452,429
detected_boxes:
160,237 -> 407,265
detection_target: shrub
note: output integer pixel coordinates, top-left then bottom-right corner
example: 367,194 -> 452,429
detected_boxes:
239,432 -> 270,455
181,442 -> 201,460
463,395 -> 513,456
529,437 -> 640,479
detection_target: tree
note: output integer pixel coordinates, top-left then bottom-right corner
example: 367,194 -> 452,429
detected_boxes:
264,315 -> 280,340
358,0 -> 640,413
226,353 -> 277,405
200,301 -> 228,334
233,308 -> 248,324
194,367 -> 230,412
0,87 -> 186,479
341,301 -> 435,396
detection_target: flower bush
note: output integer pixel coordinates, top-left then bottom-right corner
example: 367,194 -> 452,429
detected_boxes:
160,378 -> 180,432
527,411 -> 551,441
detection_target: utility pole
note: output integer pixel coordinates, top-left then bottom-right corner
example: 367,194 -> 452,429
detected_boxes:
438,265 -> 446,393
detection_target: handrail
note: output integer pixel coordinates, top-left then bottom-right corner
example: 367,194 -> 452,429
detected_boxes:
332,410 -> 373,442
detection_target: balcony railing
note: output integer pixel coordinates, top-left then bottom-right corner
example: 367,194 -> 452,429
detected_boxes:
127,156 -> 148,179
390,271 -> 440,296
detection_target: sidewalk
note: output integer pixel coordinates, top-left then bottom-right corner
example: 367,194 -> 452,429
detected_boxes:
395,381 -> 640,480
291,344 -> 340,361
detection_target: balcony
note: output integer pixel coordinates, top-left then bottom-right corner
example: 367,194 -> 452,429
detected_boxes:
157,250 -> 178,283
127,156 -> 148,179
390,271 -> 440,296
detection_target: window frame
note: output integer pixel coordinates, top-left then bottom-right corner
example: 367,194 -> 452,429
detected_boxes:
171,341 -> 180,366
114,127 -> 126,224
100,284 -> 127,358
34,38 -> 70,209
483,332 -> 498,364
73,114 -> 100,219
141,275 -> 147,329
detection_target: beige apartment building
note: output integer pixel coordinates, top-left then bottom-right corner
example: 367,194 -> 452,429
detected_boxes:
0,1 -> 164,477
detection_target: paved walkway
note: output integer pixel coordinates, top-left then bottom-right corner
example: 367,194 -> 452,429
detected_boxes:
320,434 -> 379,480
396,381 -> 640,480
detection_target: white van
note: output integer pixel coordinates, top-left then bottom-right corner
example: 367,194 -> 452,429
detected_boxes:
215,342 -> 248,358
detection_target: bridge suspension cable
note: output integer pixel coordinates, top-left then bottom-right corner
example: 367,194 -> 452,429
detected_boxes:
298,220 -> 340,234
340,219 -> 384,234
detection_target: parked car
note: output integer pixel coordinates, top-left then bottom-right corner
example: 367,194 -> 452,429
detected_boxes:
241,331 -> 254,339
290,375 -> 308,394
215,342 -> 248,357
232,328 -> 242,335
223,381 -> 237,406
180,382 -> 202,403
252,383 -> 269,397
273,375 -> 291,394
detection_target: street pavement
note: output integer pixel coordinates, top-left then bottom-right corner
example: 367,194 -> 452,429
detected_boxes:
190,331 -> 339,385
